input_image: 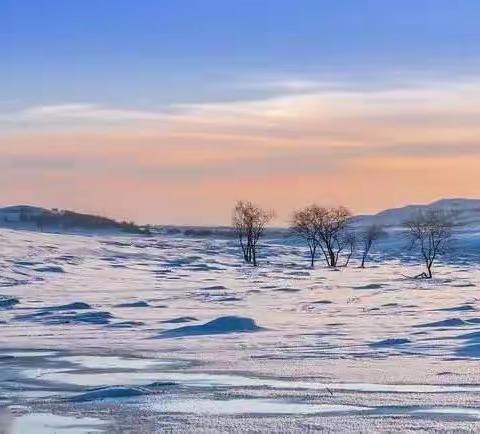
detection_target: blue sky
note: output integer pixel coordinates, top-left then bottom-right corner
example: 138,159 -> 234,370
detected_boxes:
2,1 -> 480,224
3,0 -> 480,109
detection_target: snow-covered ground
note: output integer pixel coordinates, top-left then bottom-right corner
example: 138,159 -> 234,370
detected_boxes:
2,228 -> 480,432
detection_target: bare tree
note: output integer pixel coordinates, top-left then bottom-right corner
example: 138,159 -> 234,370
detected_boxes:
314,206 -> 352,267
403,209 -> 454,278
232,201 -> 275,266
359,224 -> 387,268
233,201 -> 251,263
290,205 -> 352,267
290,206 -> 319,267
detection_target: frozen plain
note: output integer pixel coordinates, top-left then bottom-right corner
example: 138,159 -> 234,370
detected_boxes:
2,228 -> 480,432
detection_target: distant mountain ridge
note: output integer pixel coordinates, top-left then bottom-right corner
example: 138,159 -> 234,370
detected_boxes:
353,198 -> 480,228
157,198 -> 480,239
1,198 -> 479,236
0,205 -> 148,234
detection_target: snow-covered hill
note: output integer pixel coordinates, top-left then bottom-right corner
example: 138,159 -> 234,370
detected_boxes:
353,198 -> 480,228
0,205 -> 147,234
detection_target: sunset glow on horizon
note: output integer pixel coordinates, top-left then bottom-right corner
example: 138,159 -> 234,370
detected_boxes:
2,1 -> 480,225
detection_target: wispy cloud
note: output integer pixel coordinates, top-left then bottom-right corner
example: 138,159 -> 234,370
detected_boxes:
3,78 -> 480,129
233,77 -> 339,92
2,103 -> 170,124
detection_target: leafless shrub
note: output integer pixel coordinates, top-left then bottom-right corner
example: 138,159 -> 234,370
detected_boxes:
290,206 -> 319,267
314,206 -> 352,267
232,200 -> 275,267
342,231 -> 357,267
359,224 -> 387,268
403,209 -> 454,278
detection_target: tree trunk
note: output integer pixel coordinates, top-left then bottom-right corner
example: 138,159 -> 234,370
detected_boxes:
246,241 -> 252,263
426,262 -> 432,278
252,247 -> 257,267
241,242 -> 249,263
361,242 -> 371,268
309,245 -> 316,268
319,245 -> 330,267
329,249 -> 336,267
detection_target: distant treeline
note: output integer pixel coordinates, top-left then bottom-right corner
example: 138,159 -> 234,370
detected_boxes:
16,208 -> 150,234
158,226 -> 291,239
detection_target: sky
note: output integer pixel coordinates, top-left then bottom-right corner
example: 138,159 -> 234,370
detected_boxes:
2,0 -> 480,225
